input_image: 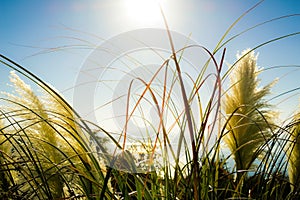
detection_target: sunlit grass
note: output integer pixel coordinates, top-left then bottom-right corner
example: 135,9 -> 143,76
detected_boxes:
0,1 -> 300,199
223,49 -> 277,187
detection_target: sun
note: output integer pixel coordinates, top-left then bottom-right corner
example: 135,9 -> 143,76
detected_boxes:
124,0 -> 163,24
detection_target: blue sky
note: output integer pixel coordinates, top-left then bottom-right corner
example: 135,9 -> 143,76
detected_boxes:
1,0 -> 300,124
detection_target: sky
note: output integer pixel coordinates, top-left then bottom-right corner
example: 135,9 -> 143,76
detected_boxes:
1,0 -> 300,134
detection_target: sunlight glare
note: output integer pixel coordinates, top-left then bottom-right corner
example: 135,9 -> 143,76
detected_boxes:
125,0 -> 163,24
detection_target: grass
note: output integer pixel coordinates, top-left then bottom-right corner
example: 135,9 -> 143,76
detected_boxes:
223,49 -> 276,188
1,1 -> 300,199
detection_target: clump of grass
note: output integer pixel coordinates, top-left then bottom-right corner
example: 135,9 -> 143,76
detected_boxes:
223,49 -> 277,188
286,107 -> 300,193
0,69 -> 114,199
0,117 -> 14,197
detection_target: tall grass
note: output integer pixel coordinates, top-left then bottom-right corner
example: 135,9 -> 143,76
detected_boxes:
286,109 -> 300,193
1,1 -> 300,199
0,69 -> 113,199
223,49 -> 276,188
